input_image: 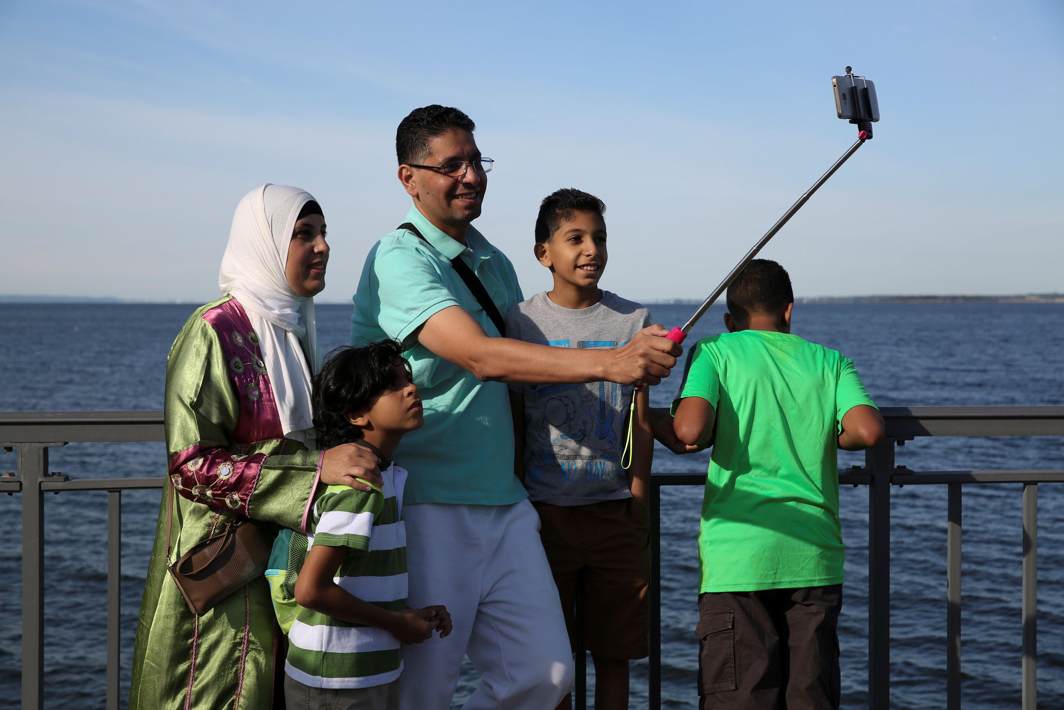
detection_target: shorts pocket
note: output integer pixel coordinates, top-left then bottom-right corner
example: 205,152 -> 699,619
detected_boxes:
697,610 -> 737,694
624,498 -> 650,545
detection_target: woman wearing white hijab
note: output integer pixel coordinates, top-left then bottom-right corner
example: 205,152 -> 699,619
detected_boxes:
130,184 -> 379,710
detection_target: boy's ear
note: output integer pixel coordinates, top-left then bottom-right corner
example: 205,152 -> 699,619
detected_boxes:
534,242 -> 552,269
782,302 -> 794,330
346,411 -> 370,428
724,312 -> 737,333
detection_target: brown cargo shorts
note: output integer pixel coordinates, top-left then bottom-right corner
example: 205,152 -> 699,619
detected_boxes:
534,498 -> 650,661
697,585 -> 843,710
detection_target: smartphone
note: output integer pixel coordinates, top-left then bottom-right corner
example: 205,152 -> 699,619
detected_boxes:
832,73 -> 880,123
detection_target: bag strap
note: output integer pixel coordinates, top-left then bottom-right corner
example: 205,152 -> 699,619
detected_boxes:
165,477 -> 176,561
399,222 -> 506,336
176,526 -> 238,575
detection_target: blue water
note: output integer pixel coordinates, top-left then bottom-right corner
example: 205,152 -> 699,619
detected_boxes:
1,301 -> 1062,708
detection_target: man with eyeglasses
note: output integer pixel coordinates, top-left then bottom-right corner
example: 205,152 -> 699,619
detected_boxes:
350,104 -> 681,709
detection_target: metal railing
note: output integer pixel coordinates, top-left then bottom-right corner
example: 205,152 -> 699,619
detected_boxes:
647,406 -> 1064,710
2,407 -> 1063,710
1,412 -> 164,710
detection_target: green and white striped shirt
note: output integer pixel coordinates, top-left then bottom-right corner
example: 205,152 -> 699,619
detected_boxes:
284,464 -> 408,689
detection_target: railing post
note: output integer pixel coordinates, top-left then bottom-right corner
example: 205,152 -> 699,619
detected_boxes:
649,476 -> 661,710
573,595 -> 586,710
866,438 -> 893,710
1022,483 -> 1037,710
19,444 -> 48,710
107,490 -> 122,710
946,483 -> 962,710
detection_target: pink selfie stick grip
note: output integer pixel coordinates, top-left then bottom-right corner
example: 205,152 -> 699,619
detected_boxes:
666,327 -> 686,344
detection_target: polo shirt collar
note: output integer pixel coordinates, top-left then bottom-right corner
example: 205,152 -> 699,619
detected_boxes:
405,206 -> 491,262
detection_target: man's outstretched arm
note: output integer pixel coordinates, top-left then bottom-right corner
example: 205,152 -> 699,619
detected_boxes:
417,305 -> 680,385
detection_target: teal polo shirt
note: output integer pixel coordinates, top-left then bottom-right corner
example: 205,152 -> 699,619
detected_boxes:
351,206 -> 527,506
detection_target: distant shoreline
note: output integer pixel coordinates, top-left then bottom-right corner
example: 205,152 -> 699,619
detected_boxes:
3,294 -> 1063,305
641,294 -> 1064,305
798,294 -> 1064,304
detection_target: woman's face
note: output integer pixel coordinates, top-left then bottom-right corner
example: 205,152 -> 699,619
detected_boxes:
285,213 -> 329,297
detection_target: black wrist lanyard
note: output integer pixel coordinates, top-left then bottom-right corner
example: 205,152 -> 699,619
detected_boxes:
398,222 -> 507,336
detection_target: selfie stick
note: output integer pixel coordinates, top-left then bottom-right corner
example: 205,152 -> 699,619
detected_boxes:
621,129 -> 870,468
620,69 -> 878,470
665,127 -> 870,345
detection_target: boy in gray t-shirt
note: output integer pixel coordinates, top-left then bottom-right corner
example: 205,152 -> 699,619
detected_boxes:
505,188 -> 653,710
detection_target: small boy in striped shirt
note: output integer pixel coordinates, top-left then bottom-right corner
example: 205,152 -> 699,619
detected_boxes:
283,341 -> 451,709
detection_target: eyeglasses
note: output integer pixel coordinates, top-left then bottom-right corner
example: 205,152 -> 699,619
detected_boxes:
406,157 -> 494,180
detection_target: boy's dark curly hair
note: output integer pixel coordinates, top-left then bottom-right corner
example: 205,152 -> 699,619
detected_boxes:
396,105 -> 476,165
726,259 -> 794,327
312,341 -> 412,450
534,188 -> 606,244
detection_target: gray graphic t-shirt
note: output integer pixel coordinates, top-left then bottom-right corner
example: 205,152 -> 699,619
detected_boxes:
505,291 -> 651,506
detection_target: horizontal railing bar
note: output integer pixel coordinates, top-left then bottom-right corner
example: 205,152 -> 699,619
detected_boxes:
882,405 -> 1064,420
0,412 -> 163,443
652,471 -> 871,486
20,470 -> 1064,494
653,469 -> 1064,487
0,406 -> 1061,446
40,477 -> 163,491
1,479 -> 22,493
892,470 -> 1064,484
653,472 -> 871,485
882,406 -> 1064,438
0,411 -> 164,425
649,473 -> 702,485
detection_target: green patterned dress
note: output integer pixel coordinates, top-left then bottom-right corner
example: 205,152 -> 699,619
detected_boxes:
130,296 -> 321,709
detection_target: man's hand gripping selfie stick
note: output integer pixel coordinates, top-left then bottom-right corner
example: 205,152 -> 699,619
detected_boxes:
621,68 -> 879,469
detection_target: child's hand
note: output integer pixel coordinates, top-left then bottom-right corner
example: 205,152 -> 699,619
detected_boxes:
387,606 -> 452,644
422,604 -> 453,638
386,608 -> 436,644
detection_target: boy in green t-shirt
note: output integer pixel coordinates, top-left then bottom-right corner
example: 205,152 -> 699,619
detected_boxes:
671,259 -> 884,710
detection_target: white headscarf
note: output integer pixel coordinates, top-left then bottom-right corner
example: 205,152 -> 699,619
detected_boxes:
219,183 -> 319,440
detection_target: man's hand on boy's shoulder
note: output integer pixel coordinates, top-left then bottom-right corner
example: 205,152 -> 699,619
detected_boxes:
648,407 -> 707,454
320,442 -> 383,492
606,325 -> 682,386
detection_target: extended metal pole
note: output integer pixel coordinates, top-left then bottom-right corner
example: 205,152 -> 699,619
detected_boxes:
674,132 -> 869,338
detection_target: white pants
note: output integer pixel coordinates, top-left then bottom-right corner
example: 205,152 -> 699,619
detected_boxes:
398,500 -> 574,709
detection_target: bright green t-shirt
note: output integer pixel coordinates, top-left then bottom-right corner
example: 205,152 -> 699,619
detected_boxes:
678,329 -> 876,593
350,206 -> 526,506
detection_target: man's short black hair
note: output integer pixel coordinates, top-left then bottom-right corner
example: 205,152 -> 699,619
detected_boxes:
534,188 -> 606,244
396,105 -> 476,165
725,259 -> 794,327
312,341 -> 412,449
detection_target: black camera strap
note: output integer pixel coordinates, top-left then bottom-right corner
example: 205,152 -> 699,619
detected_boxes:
398,222 -> 507,336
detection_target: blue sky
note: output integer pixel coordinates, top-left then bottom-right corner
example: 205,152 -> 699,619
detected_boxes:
1,0 -> 1061,302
